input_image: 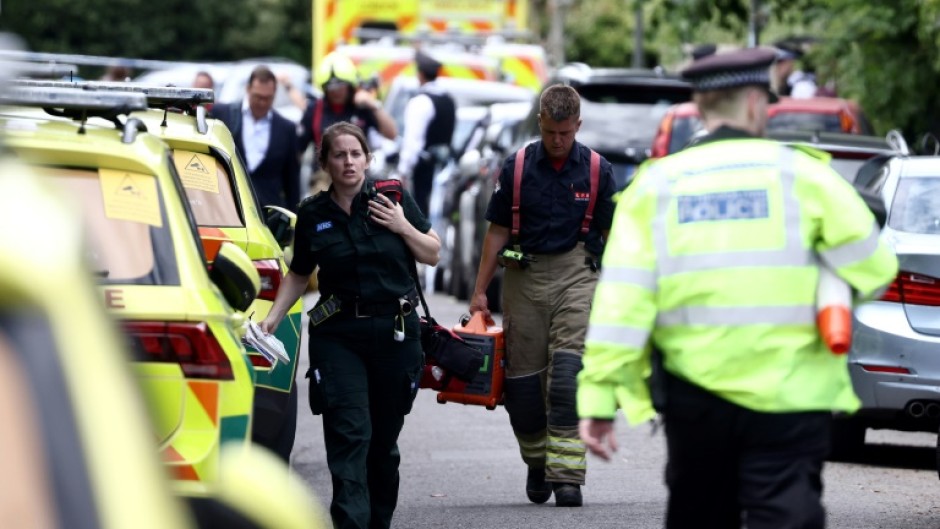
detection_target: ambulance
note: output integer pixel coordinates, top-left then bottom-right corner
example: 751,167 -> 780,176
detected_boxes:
313,0 -> 547,93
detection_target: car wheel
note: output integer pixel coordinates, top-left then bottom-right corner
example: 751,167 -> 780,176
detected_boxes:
829,418 -> 866,462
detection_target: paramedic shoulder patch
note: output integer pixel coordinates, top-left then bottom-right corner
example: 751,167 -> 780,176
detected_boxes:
677,190 -> 769,224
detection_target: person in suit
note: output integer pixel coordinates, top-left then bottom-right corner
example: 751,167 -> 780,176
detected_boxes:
211,65 -> 300,212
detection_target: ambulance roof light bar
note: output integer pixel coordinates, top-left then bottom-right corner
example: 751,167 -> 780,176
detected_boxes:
0,85 -> 150,143
10,80 -> 214,135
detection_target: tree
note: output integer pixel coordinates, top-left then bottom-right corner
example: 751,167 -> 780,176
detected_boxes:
0,0 -> 310,68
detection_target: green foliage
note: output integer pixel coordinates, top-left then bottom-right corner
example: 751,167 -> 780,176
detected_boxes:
565,1 -> 638,67
810,0 -> 940,138
0,0 -> 310,67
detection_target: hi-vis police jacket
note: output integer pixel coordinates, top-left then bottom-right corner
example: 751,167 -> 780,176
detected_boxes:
577,133 -> 899,424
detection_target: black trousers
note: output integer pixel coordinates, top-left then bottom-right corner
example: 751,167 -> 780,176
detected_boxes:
663,373 -> 831,529
411,159 -> 434,218
308,312 -> 423,529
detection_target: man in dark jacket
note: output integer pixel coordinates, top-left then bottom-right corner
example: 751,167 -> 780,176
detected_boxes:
211,65 -> 300,211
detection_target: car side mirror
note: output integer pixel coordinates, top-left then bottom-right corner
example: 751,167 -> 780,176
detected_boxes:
458,149 -> 482,177
855,188 -> 887,229
209,242 -> 260,312
264,206 -> 296,249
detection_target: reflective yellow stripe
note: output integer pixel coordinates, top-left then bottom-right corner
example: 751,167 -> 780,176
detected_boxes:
599,266 -> 656,290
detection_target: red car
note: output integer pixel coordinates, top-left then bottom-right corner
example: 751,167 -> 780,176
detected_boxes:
651,97 -> 873,159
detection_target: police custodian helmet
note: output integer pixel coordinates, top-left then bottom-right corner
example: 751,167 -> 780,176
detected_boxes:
681,47 -> 779,102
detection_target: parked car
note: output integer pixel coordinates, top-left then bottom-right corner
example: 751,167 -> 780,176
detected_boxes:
0,144 -> 328,529
767,96 -> 873,135
449,101 -> 534,308
767,130 -> 897,184
0,86 -> 259,493
536,63 -> 694,189
11,79 -> 306,457
831,148 -> 940,460
651,97 -> 873,159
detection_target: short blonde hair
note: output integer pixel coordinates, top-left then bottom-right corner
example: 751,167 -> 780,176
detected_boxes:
539,84 -> 580,121
693,86 -> 751,122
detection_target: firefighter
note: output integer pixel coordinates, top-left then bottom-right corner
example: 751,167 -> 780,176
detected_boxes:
470,84 -> 617,507
298,51 -> 397,191
577,48 -> 898,529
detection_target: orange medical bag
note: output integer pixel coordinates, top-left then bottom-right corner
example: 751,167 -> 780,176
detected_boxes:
434,312 -> 505,410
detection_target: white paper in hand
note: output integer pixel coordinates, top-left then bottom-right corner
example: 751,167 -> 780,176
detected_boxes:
243,319 -> 290,365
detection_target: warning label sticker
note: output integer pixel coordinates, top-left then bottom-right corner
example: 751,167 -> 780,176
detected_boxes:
99,169 -> 162,227
174,149 -> 219,193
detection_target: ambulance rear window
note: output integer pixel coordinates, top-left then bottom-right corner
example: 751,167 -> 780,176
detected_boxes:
37,167 -> 180,285
171,150 -> 243,228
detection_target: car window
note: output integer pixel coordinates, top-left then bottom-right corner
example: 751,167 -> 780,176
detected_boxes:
768,112 -> 842,133
38,167 -> 179,285
172,150 -> 243,227
888,177 -> 940,234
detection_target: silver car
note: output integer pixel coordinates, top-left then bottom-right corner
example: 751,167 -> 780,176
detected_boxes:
832,154 -> 940,459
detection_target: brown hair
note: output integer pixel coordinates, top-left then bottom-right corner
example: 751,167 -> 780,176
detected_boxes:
539,84 -> 580,121
318,122 -> 371,168
248,65 -> 277,87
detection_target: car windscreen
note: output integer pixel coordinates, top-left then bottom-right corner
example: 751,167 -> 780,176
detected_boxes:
38,167 -> 180,285
888,177 -> 940,234
768,112 -> 842,133
575,84 -> 691,150
171,149 -> 244,228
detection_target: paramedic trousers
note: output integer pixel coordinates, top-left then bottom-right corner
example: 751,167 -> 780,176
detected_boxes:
307,312 -> 423,529
502,242 -> 597,485
663,372 -> 831,529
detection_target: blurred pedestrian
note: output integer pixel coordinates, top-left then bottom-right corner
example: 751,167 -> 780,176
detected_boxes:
298,52 -> 396,194
469,84 -> 616,508
393,50 -> 456,216
261,122 -> 440,529
100,65 -> 132,82
578,48 -> 898,529
210,65 -> 300,212
192,71 -> 215,111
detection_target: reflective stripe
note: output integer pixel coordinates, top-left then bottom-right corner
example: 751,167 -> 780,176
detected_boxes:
820,222 -> 881,269
586,324 -> 650,349
547,438 -> 585,450
651,147 -> 812,276
599,266 -> 657,290
656,305 -> 816,327
546,456 -> 587,469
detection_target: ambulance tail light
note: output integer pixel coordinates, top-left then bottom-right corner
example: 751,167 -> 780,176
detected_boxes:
248,353 -> 273,369
254,259 -> 282,301
880,271 -> 940,306
124,321 -> 234,380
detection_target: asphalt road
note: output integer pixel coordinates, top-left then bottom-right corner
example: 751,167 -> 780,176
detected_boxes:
291,291 -> 940,529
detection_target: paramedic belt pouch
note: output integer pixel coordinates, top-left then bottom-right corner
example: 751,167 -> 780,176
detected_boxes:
307,295 -> 342,326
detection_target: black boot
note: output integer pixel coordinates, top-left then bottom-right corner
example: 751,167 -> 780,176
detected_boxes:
553,483 -> 582,507
526,467 -> 552,504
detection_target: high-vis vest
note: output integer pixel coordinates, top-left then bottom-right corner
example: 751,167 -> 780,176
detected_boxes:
577,139 -> 898,424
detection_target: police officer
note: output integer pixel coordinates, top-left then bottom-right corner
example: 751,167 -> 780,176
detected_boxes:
394,50 -> 456,216
298,52 -> 397,185
577,48 -> 898,529
470,84 -> 616,508
261,122 -> 440,529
